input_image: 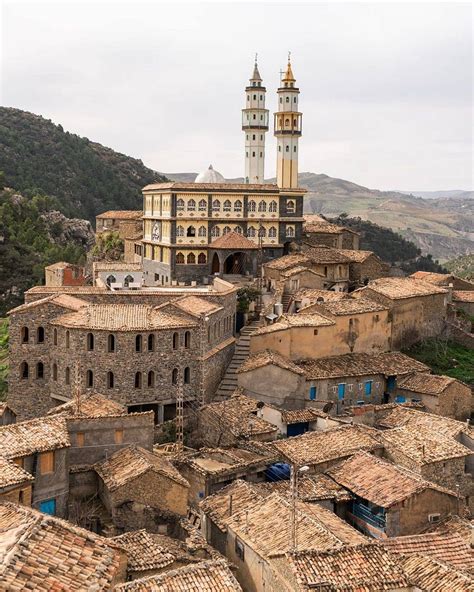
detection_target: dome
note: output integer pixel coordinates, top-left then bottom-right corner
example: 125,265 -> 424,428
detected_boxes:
195,164 -> 225,184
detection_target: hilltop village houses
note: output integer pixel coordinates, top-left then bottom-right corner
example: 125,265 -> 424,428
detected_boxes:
1,56 -> 474,591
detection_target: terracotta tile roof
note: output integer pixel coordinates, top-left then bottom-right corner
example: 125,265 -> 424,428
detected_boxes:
383,532 -> 474,572
0,456 -> 34,489
429,515 -> 474,544
8,293 -> 88,315
410,271 -> 454,285
254,311 -> 336,334
254,473 -> 353,503
399,554 -> 474,591
143,180 -> 279,192
238,350 -> 305,375
210,231 -> 259,250
272,424 -> 383,466
115,559 -> 243,591
226,493 -> 363,558
327,451 -> 456,507
96,210 -> 142,219
365,277 -> 448,299
297,351 -> 429,380
317,298 -> 388,316
287,544 -> 410,591
376,406 -> 470,438
294,288 -> 348,302
339,249 -> 376,263
264,254 -> 311,271
280,408 -> 328,424
303,219 -> 345,234
95,445 -> 189,490
398,372 -> 459,395
453,291 -> 474,303
0,416 -> 70,459
200,392 -> 278,438
302,245 -> 352,264
52,304 -> 197,331
281,265 -> 324,279
45,261 -> 77,270
174,295 -> 222,316
180,446 -> 276,476
0,502 -> 123,590
47,393 -> 126,418
110,530 -> 175,573
93,262 -> 143,271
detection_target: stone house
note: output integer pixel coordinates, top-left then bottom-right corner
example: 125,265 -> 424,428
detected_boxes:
197,391 -> 278,447
0,402 -> 16,425
271,424 -> 384,474
173,444 -> 276,507
327,451 -> 460,538
44,261 -> 86,287
260,406 -> 327,437
395,372 -> 472,421
238,350 -> 429,413
8,291 -> 235,421
355,277 -> 448,349
303,217 -> 360,250
453,290 -> 474,317
95,445 -> 190,532
263,253 -> 312,288
0,456 -> 33,506
95,209 -> 143,237
124,232 -> 144,265
410,271 -> 474,291
0,501 -> 127,590
0,416 -> 70,517
288,288 -> 348,313
339,249 -> 390,286
92,261 -> 144,288
301,245 -> 351,291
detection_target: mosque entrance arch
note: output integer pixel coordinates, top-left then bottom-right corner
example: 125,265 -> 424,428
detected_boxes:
224,252 -> 246,274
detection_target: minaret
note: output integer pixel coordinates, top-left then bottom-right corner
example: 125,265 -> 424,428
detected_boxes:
242,56 -> 269,184
274,54 -> 302,188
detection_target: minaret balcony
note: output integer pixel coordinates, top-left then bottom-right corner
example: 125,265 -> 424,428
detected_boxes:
274,112 -> 303,135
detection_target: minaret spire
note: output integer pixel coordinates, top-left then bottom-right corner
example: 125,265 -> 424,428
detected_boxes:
242,56 -> 269,184
274,53 -> 302,188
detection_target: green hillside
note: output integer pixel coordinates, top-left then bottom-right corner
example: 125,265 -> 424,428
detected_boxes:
444,254 -> 474,280
0,107 -> 166,222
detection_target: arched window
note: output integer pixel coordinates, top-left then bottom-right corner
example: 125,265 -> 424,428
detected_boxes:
173,332 -> 179,349
36,362 -> 44,379
187,226 -> 196,237
248,200 -> 256,212
269,200 -> 277,213
234,200 -> 242,212
187,199 -> 196,211
52,363 -> 58,381
184,331 -> 191,348
286,226 -> 295,238
176,225 -> 184,237
147,371 -> 155,388
258,200 -> 267,212
198,252 -> 207,264
20,362 -> 29,379
324,266 -> 328,276
187,252 -> 196,264
198,225 -> 206,237
66,331 -> 70,349
53,328 -> 58,346
285,145 -> 290,152
247,226 -> 256,238
124,275 -> 134,287
86,370 -> 94,388
107,371 -> 114,389
286,200 -> 295,213
223,200 -> 231,212
212,199 -> 220,212
135,335 -> 142,352
286,96 -> 290,102
148,334 -> 155,352
134,372 -> 142,389
223,226 -> 231,235
234,226 -> 242,234
198,199 -> 207,211
21,327 -> 29,343
269,226 -> 277,238
86,333 -> 94,351
172,368 -> 178,385
176,252 -> 185,265
37,327 -> 45,343
285,118 -> 290,126
258,226 -> 267,237
211,226 -> 220,238
106,275 -> 116,287
184,367 -> 190,384
108,334 -> 115,352
65,366 -> 70,385
176,198 -> 185,211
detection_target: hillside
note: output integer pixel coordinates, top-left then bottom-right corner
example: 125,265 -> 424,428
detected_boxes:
444,254 -> 474,280
0,107 -> 166,221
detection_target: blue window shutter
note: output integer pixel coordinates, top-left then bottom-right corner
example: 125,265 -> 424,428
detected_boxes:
365,381 -> 372,396
338,384 -> 345,400
309,386 -> 317,400
39,498 -> 56,515
395,395 -> 406,403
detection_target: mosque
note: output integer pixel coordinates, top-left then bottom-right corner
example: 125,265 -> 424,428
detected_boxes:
140,56 -> 306,284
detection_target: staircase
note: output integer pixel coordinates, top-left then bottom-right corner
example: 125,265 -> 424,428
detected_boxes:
282,291 -> 292,313
214,322 -> 261,401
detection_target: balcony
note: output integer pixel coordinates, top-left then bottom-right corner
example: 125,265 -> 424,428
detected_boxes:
351,502 -> 386,529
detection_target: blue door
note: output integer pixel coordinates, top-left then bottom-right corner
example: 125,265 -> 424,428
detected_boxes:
39,498 -> 56,515
364,381 -> 372,396
338,383 -> 346,400
309,386 -> 317,401
287,422 -> 309,437
395,395 -> 406,403
387,376 -> 396,391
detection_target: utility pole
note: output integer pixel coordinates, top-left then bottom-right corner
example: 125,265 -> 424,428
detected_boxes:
290,463 -> 297,554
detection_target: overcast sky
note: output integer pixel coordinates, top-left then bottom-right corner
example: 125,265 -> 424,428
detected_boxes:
1,1 -> 472,190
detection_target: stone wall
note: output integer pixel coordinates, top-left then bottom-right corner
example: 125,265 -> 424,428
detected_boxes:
392,489 -> 459,536
0,484 -> 32,506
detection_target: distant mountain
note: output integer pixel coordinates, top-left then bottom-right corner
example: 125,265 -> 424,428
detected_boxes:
0,107 -> 166,222
399,190 -> 474,199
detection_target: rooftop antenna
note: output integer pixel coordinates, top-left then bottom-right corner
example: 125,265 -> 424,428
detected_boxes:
288,50 -> 291,62
255,52 -> 258,64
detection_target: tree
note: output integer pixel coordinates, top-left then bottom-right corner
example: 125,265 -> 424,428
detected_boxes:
237,286 -> 260,313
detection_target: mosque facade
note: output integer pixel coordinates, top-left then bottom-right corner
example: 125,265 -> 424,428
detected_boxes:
140,57 -> 305,284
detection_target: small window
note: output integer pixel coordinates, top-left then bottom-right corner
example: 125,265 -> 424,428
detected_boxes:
212,199 -> 220,212
36,362 -> 44,379
285,145 -> 289,152
223,200 -> 232,212
176,252 -> 185,265
20,362 -> 29,379
247,226 -> 256,238
21,327 -> 29,343
65,366 -> 70,385
65,331 -> 70,349
223,226 -> 231,235
107,371 -> 114,389
235,538 -> 245,561
176,225 -> 184,237
53,328 -> 58,346
309,386 -> 317,400
286,200 -> 295,213
86,370 -> 94,388
198,252 -> 206,264
268,227 -> 277,238
198,225 -> 206,237
173,332 -> 179,349
106,274 -> 116,287
269,200 -> 277,212
187,252 -> 196,264
107,334 -> 115,352
39,451 -> 55,475
184,331 -> 191,348
187,199 -> 196,211
114,429 -> 124,445
134,372 -> 142,389
124,274 -> 134,288
187,226 -> 196,237
198,199 -> 207,211
86,333 -> 94,351
52,363 -> 58,381
258,200 -> 267,213
148,334 -> 155,352
37,326 -> 45,343
172,368 -> 178,385
176,198 -> 185,211
234,200 -> 242,212
248,200 -> 256,212
135,335 -> 142,352
76,432 -> 85,447
148,370 -> 155,388
184,367 -> 190,384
